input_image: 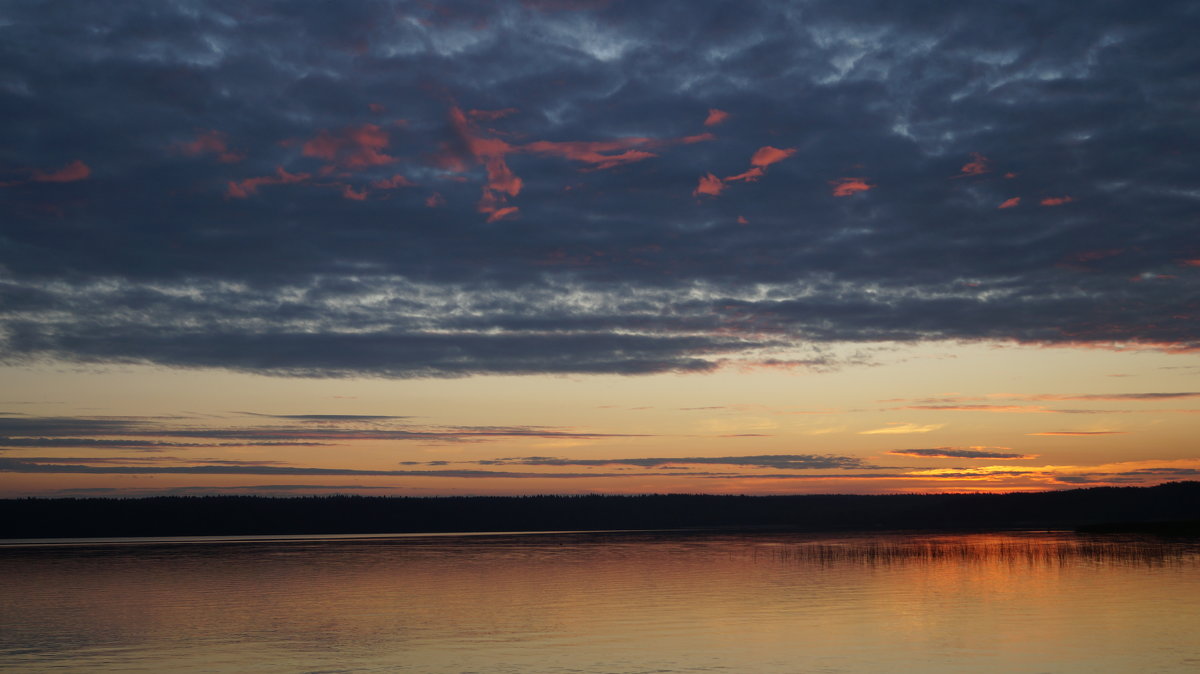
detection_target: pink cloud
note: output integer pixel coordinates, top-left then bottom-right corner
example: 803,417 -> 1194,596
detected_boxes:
31,160 -> 91,183
485,205 -> 519,223
340,184 -> 368,201
956,152 -> 990,177
749,146 -> 796,168
830,177 -> 874,197
425,192 -> 446,208
371,174 -> 416,189
693,173 -> 725,197
1027,431 -> 1126,436
368,103 -> 385,114
226,166 -> 310,198
737,215 -> 749,225
704,108 -> 729,127
1041,195 -> 1074,206
440,104 -> 716,217
998,197 -> 1021,209
525,139 -> 659,170
303,124 -> 395,169
695,146 -> 796,197
724,167 -> 765,183
177,130 -> 244,163
447,106 -> 523,219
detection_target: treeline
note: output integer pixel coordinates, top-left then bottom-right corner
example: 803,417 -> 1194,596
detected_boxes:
2,481 -> 1199,539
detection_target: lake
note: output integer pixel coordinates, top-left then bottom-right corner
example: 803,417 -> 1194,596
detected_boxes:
2,530 -> 1198,672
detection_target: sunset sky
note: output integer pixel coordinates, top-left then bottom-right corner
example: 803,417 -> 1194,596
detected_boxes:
1,1 -> 1198,497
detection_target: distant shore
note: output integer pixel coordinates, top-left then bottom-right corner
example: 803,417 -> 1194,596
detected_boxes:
2,481 -> 1198,540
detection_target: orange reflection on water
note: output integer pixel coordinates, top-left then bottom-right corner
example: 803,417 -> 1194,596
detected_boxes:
1,532 -> 1198,672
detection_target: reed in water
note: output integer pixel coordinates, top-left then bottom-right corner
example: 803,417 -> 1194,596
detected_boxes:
756,536 -> 1200,567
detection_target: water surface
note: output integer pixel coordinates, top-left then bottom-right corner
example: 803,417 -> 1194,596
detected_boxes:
2,531 -> 1198,672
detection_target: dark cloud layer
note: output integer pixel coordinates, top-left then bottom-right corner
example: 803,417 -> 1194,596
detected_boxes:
2,1 -> 1198,377
0,415 -> 646,449
464,454 -> 870,469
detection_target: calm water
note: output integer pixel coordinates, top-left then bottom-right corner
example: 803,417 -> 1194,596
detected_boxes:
2,531 -> 1198,673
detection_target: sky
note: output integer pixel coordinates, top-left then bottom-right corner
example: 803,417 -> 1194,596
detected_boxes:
1,0 -> 1199,497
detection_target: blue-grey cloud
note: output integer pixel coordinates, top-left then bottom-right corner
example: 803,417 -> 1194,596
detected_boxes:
2,1 -> 1198,377
0,414 -> 648,449
888,447 -> 1036,460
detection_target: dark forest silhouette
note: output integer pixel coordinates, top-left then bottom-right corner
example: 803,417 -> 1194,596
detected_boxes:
2,482 -> 1198,539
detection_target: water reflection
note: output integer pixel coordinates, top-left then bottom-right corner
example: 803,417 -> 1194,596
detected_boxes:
2,531 -> 1198,673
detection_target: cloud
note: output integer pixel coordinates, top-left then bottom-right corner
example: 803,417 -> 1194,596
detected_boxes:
704,108 -> 729,126
227,166 -> 310,198
693,172 -> 725,197
896,404 -> 1046,413
0,415 -> 650,449
1026,431 -> 1126,436
240,413 -> 413,421
998,197 -> 1020,209
1025,392 -> 1200,401
859,423 -> 945,435
468,108 -> 519,121
1040,196 -> 1074,206
524,139 -> 661,170
32,160 -> 92,183
176,130 -> 243,163
466,454 -> 871,469
955,152 -> 990,177
1,1 -> 1199,377
830,177 -> 874,197
302,124 -> 395,169
888,447 -> 1036,459
749,146 -> 796,168
371,174 -> 416,189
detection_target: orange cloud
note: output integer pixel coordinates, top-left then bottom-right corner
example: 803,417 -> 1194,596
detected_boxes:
830,177 -> 874,197
525,139 -> 659,170
956,152 -> 989,177
1041,195 -> 1074,206
31,160 -> 91,183
425,192 -> 446,208
749,146 -> 796,168
998,197 -> 1020,209
303,124 -> 395,169
693,173 -> 725,197
737,215 -> 749,225
177,130 -> 243,163
704,108 -> 729,126
226,166 -> 310,198
1178,259 -> 1200,267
